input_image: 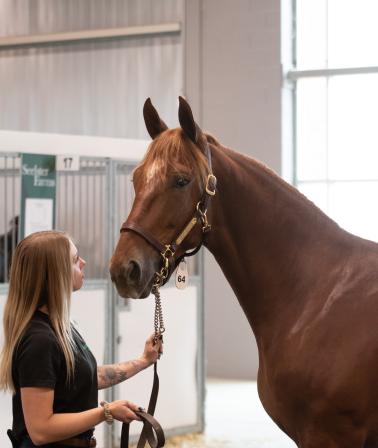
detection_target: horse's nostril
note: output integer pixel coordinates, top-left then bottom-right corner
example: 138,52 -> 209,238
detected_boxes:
126,260 -> 141,285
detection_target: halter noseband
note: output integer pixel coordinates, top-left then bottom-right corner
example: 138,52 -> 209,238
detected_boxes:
120,141 -> 217,288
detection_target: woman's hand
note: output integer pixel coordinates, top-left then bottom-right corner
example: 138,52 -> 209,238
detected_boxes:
108,400 -> 142,423
139,334 -> 164,367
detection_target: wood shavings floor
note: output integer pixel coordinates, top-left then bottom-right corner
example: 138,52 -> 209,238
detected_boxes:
132,379 -> 296,448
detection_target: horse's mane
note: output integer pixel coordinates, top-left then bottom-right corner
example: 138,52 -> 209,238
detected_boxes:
210,136 -> 341,230
138,128 -> 335,230
137,128 -> 210,186
248,156 -> 335,225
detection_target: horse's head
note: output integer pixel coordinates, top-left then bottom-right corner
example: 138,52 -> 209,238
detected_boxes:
110,97 -> 216,298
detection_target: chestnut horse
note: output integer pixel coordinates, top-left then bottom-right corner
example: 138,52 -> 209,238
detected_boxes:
110,97 -> 378,448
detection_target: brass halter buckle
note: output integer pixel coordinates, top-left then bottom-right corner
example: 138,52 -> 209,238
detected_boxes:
153,245 -> 176,288
205,174 -> 217,196
196,202 -> 211,233
161,245 -> 175,260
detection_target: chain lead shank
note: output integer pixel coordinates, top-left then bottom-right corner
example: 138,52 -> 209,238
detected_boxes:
152,271 -> 166,344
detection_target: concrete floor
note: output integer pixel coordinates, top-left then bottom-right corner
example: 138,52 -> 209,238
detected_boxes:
163,379 -> 297,448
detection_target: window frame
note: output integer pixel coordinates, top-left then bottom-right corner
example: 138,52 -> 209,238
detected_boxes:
284,0 -> 378,241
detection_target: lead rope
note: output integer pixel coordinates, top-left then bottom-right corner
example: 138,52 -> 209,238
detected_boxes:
134,276 -> 166,448
120,278 -> 166,448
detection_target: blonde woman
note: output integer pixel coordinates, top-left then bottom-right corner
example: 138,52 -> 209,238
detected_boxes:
0,231 -> 162,448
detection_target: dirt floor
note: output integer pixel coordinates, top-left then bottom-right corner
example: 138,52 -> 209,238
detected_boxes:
131,433 -> 230,448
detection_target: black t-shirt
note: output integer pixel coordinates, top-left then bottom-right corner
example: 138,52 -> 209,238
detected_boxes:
12,310 -> 98,441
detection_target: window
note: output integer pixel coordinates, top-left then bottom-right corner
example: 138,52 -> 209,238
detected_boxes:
290,0 -> 378,242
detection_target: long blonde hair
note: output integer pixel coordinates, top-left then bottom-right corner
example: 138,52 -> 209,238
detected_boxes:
0,230 -> 76,392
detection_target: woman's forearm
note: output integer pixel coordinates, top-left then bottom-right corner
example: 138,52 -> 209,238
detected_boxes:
30,407 -> 105,445
97,358 -> 149,389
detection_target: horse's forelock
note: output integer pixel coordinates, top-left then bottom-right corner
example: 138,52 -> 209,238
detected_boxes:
138,129 -> 209,186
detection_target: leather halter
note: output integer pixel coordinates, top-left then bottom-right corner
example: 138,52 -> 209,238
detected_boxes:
120,140 -> 217,286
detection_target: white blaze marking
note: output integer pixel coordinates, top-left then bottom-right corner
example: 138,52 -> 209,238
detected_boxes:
145,160 -> 162,184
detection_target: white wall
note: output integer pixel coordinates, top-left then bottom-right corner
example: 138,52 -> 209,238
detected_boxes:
185,0 -> 282,379
0,0 -> 183,140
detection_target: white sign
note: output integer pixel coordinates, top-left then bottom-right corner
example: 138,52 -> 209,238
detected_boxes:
24,198 -> 54,237
56,155 -> 80,171
175,260 -> 188,290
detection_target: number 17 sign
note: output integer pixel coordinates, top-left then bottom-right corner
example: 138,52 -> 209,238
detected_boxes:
56,154 -> 80,171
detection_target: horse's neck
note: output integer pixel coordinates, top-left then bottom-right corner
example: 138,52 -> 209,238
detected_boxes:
205,144 -> 350,338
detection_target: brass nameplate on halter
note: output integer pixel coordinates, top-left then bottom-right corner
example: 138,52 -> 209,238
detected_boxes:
175,217 -> 198,245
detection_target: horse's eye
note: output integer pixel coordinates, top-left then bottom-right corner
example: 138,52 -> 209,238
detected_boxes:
174,176 -> 190,188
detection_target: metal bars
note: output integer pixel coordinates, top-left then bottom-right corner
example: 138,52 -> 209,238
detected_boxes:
56,157 -> 109,280
1,154 -> 200,280
0,155 -> 137,283
0,154 -> 20,283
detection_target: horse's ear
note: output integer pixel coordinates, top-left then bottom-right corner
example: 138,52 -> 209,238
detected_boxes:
178,96 -> 203,145
143,98 -> 168,139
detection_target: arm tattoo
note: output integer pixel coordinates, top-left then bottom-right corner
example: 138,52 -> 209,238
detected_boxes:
97,363 -> 128,389
97,359 -> 143,390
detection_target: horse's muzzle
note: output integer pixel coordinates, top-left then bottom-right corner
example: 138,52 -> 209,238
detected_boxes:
110,258 -> 154,299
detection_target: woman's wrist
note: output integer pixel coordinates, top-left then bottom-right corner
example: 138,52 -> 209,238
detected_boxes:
95,405 -> 107,424
137,356 -> 151,370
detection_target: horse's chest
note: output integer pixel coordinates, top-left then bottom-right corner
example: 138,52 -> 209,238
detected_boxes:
257,357 -> 315,439
257,371 -> 297,437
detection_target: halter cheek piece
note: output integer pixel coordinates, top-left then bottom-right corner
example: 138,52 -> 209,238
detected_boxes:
120,141 -> 217,288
